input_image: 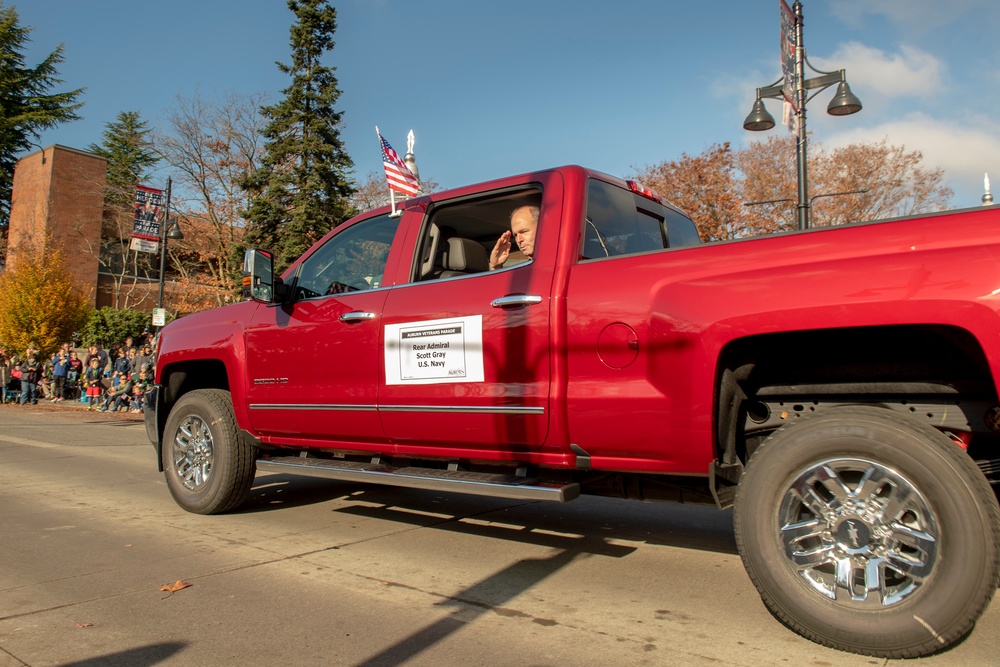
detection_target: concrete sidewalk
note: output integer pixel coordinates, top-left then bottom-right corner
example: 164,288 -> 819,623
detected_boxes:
0,395 -> 143,421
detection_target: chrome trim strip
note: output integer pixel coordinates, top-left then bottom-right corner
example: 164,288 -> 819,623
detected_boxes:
250,404 -> 378,411
380,405 -> 545,415
248,403 -> 544,415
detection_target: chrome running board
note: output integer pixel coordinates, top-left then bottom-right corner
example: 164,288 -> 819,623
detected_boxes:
256,455 -> 580,503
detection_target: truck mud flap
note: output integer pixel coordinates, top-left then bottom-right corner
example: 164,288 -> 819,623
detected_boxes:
256,455 -> 580,503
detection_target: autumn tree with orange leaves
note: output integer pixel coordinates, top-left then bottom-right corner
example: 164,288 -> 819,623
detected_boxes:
0,240 -> 91,357
632,136 -> 953,241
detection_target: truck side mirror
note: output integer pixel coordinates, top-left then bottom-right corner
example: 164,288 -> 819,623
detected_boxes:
242,248 -> 286,303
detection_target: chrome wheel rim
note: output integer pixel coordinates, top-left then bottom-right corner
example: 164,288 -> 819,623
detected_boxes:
172,415 -> 214,491
778,457 -> 938,607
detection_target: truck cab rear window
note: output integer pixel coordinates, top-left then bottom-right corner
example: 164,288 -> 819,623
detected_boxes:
583,179 -> 698,260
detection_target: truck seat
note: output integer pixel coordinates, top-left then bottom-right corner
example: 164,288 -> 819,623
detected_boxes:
437,237 -> 490,278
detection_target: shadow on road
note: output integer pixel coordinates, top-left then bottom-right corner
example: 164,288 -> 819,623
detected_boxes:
241,473 -> 737,556
352,550 -> 580,667
241,473 -> 368,511
57,641 -> 186,666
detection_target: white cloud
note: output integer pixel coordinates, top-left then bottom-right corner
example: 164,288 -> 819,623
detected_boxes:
812,42 -> 946,102
823,114 -> 1000,205
828,0 -> 993,33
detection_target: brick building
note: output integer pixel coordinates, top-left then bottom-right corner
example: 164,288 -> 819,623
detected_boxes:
8,145 -> 105,307
9,144 -> 178,311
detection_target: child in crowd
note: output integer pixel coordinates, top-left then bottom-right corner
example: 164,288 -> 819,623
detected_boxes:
50,351 -> 70,402
82,357 -> 103,410
39,353 -> 56,400
130,369 -> 151,412
18,352 -> 42,405
66,351 -> 83,399
111,347 -> 131,385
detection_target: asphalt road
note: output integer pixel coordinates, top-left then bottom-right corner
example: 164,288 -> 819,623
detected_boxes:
1,405 -> 998,667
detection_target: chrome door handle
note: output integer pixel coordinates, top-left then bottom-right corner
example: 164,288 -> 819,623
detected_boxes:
491,295 -> 543,308
339,311 -> 376,323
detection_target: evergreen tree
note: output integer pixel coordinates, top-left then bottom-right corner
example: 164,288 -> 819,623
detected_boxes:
88,111 -> 162,308
240,0 -> 354,272
0,2 -> 83,226
89,110 -> 160,208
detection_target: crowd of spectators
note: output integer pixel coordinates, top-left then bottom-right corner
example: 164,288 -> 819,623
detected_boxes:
0,329 -> 156,413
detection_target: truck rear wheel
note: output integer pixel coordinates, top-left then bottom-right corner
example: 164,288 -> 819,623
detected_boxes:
161,388 -> 255,515
734,406 -> 1000,658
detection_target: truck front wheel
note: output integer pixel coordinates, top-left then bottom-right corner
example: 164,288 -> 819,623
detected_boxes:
161,388 -> 255,515
734,406 -> 1000,658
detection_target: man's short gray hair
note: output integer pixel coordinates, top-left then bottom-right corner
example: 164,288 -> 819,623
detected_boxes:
510,204 -> 540,223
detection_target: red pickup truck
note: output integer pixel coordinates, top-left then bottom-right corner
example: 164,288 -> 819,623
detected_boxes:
146,165 -> 1000,658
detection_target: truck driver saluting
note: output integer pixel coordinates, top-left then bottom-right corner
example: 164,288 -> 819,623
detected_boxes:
489,205 -> 538,270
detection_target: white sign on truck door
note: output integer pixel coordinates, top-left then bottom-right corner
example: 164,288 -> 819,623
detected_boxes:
384,315 -> 484,385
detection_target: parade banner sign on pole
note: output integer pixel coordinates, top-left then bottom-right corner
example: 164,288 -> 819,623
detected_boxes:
131,185 -> 163,254
780,0 -> 798,112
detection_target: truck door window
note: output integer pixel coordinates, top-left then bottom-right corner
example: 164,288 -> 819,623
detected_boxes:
583,179 -> 678,260
292,213 -> 397,300
413,188 -> 543,281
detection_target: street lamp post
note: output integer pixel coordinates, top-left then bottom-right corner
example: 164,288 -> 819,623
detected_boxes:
156,177 -> 184,316
25,140 -> 47,164
743,1 -> 862,230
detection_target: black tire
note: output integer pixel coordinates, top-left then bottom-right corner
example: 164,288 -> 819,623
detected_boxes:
161,388 -> 256,515
734,406 -> 1000,658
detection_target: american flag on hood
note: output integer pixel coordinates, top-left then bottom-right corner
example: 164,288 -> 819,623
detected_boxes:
377,127 -> 420,197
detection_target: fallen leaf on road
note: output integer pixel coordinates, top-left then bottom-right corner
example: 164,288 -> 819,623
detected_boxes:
160,580 -> 192,594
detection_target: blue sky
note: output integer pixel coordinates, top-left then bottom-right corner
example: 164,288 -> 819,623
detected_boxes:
17,0 -> 1000,209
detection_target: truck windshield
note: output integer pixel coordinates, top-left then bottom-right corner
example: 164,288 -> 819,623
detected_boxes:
292,213 -> 398,299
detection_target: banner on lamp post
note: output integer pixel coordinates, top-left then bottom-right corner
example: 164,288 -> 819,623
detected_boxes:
132,185 -> 163,254
780,0 -> 797,112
